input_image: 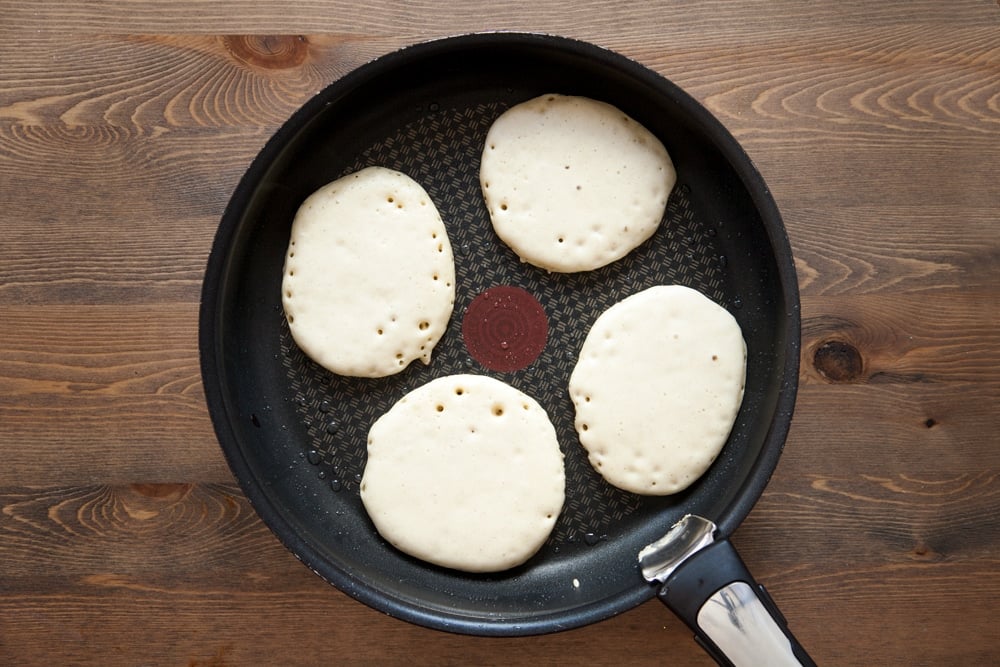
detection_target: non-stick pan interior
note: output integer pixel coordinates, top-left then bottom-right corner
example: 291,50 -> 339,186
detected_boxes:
200,33 -> 799,635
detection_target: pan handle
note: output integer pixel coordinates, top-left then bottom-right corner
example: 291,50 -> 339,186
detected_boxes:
657,538 -> 816,667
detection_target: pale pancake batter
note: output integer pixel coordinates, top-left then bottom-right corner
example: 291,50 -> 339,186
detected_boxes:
480,94 -> 675,272
360,374 -> 565,572
281,167 -> 455,378
568,285 -> 746,495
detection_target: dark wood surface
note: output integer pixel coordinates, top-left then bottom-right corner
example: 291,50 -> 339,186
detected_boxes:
2,2 -> 998,665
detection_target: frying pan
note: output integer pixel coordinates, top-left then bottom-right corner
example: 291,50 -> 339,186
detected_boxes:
199,32 -> 810,664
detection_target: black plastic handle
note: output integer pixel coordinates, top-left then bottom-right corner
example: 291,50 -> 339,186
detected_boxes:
657,538 -> 816,667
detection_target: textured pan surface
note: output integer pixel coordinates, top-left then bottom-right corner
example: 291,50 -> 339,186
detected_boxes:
200,33 -> 800,635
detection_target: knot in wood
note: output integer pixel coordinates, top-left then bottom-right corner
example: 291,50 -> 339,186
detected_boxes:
813,340 -> 864,383
224,35 -> 309,70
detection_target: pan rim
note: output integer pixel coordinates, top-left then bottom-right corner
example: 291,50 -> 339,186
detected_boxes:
199,31 -> 800,636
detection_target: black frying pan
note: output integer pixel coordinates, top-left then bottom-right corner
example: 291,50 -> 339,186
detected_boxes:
199,33 -> 807,663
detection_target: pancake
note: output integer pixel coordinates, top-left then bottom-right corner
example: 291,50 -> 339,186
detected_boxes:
480,94 -> 675,273
568,285 -> 746,495
281,166 -> 455,378
360,374 -> 565,572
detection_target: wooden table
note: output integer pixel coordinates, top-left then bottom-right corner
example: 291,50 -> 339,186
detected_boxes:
2,2 -> 998,664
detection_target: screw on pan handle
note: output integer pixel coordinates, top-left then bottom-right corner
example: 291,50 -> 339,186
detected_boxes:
658,538 -> 817,667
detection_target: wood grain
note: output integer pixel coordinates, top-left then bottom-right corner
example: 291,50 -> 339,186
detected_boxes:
2,473 -> 997,665
0,304 -> 227,486
1,0 -> 996,36
789,205 -> 999,296
801,293 -> 1000,385
2,0 -> 999,665
0,34 -> 366,128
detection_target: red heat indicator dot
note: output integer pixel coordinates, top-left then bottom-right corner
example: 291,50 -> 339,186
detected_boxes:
462,286 -> 548,372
